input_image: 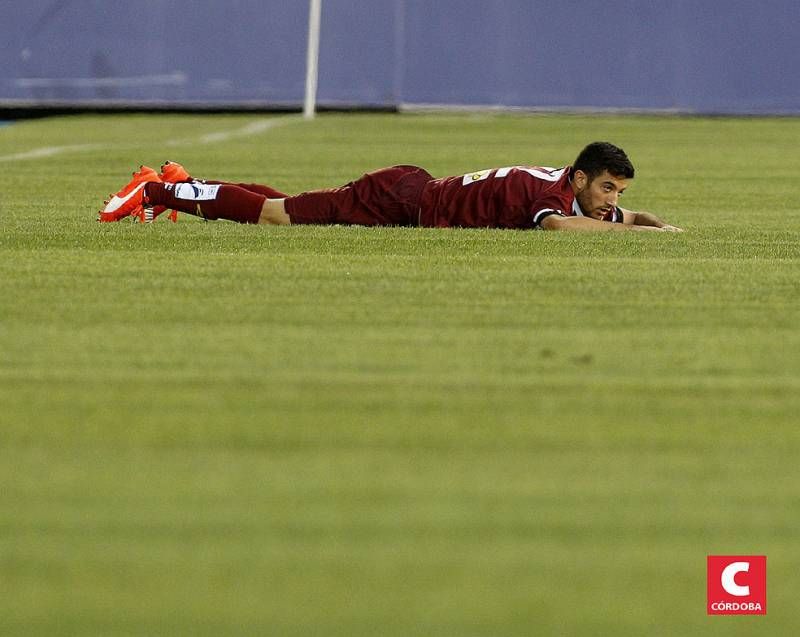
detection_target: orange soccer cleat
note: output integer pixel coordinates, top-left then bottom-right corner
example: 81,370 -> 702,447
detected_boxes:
159,160 -> 191,182
98,166 -> 161,222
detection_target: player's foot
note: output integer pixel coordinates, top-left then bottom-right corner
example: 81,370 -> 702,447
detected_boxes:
98,166 -> 161,222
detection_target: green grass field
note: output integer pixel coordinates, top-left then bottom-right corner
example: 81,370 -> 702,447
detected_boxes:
1,112 -> 798,635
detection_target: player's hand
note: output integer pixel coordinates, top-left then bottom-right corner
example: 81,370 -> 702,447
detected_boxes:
660,224 -> 684,232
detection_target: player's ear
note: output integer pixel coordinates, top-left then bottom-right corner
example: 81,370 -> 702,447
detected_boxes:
573,169 -> 589,190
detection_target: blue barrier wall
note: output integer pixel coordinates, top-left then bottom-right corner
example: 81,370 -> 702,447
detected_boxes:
2,1 -> 799,114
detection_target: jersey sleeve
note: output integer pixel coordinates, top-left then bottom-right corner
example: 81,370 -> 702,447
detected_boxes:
531,191 -> 571,229
532,208 -> 565,228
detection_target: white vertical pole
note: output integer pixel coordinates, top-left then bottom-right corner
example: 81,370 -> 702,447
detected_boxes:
304,0 -> 322,119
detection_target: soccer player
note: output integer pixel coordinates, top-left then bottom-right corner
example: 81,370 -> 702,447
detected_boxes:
99,142 -> 682,232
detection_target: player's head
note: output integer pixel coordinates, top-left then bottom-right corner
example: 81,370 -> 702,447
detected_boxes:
571,142 -> 634,220
572,142 -> 634,181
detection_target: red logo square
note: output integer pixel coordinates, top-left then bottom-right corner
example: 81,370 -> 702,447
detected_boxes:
707,555 -> 767,615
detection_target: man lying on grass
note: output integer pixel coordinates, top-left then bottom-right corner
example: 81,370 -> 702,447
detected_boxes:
99,141 -> 682,232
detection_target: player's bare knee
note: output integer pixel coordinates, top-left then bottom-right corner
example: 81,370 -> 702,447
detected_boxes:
258,199 -> 292,225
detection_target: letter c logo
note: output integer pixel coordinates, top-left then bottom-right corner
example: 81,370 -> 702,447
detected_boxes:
721,561 -> 750,596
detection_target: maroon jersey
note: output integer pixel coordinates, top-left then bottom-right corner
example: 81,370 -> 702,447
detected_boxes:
418,165 -> 621,229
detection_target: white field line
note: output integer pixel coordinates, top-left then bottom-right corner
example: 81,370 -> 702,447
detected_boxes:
167,116 -> 295,146
0,143 -> 104,161
0,115 -> 299,162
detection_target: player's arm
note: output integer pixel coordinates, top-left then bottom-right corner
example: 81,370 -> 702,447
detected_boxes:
538,213 -> 668,232
619,207 -> 683,232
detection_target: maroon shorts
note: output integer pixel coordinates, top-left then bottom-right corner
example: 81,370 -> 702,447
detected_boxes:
284,165 -> 433,226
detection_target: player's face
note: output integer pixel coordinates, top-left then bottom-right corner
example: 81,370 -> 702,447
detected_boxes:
573,170 -> 629,220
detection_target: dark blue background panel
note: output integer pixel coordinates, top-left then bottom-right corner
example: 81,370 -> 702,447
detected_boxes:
2,1 -> 799,114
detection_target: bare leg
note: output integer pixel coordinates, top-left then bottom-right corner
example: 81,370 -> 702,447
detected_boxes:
258,199 -> 292,225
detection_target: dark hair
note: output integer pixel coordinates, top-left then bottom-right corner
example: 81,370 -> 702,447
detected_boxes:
572,142 -> 634,180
